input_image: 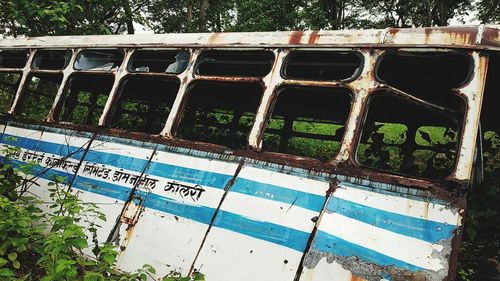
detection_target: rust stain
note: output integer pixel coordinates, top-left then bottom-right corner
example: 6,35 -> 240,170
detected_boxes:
307,31 -> 320,45
207,32 -> 221,44
482,26 -> 500,46
289,31 -> 305,45
387,28 -> 400,36
350,273 -> 366,281
423,201 -> 430,220
423,26 -> 477,45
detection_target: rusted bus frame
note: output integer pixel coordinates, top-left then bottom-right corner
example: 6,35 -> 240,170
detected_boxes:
0,25 -> 499,51
0,45 -> 489,189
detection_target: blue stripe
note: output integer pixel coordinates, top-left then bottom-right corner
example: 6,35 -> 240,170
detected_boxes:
2,133 -> 87,159
139,189 -> 215,225
231,178 -> 326,212
146,161 -> 233,189
213,210 -> 310,252
2,133 -> 42,151
72,176 -> 132,202
1,157 -> 76,185
1,133 -> 233,189
84,150 -> 149,174
313,230 -> 423,272
327,197 -> 456,243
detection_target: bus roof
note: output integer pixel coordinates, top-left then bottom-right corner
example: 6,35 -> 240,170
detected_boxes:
0,25 -> 499,51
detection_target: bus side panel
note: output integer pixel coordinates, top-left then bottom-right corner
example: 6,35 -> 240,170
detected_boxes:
192,165 -> 330,281
114,146 -> 240,277
300,181 -> 462,281
68,135 -> 158,257
0,124 -> 93,212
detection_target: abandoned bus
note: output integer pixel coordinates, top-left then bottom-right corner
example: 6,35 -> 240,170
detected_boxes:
0,25 -> 499,280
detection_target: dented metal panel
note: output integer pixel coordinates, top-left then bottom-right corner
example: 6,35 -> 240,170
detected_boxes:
301,180 -> 462,281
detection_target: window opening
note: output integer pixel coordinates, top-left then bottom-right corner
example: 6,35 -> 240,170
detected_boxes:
18,73 -> 62,120
283,51 -> 362,81
111,77 -> 180,134
377,51 -> 471,111
0,73 -> 21,113
32,50 -> 71,70
58,74 -> 114,126
177,81 -> 263,149
262,86 -> 351,162
74,50 -> 123,71
129,50 -> 189,73
196,51 -> 274,77
356,91 -> 462,180
0,50 -> 28,68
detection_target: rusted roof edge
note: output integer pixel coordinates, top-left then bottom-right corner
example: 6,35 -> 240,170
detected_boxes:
0,25 -> 499,51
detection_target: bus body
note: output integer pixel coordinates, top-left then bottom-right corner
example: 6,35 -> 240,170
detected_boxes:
0,25 -> 499,280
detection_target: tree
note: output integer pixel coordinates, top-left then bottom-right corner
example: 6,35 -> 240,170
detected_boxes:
0,0 -> 146,37
477,0 -> 500,23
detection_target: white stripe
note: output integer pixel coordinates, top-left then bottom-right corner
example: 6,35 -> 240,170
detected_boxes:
220,191 -> 318,233
89,139 -> 153,160
336,183 -> 461,226
238,166 -> 329,196
319,212 -> 446,271
153,150 -> 240,176
40,131 -> 91,149
3,126 -> 43,142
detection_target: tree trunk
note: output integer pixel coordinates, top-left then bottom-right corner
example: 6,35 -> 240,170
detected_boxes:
123,0 -> 135,34
199,0 -> 209,31
438,0 -> 447,26
186,0 -> 193,32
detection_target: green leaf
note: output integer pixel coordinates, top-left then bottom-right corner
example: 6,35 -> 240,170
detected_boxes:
0,268 -> 15,277
0,257 -> 8,267
72,237 -> 88,249
8,252 -> 17,262
101,253 -> 116,266
13,260 -> 20,269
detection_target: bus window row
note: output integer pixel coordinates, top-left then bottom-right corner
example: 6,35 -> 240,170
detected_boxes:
0,48 -> 466,181
0,48 -> 363,79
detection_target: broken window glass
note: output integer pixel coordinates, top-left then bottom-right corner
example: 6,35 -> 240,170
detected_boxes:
377,51 -> 471,111
0,73 -> 21,113
196,51 -> 274,77
356,91 -> 461,180
111,77 -> 180,134
74,50 -> 123,71
283,51 -> 362,81
262,86 -> 351,161
58,74 -> 114,126
18,73 -> 62,120
0,50 -> 28,68
176,81 -> 263,149
32,50 -> 71,70
129,50 -> 189,73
